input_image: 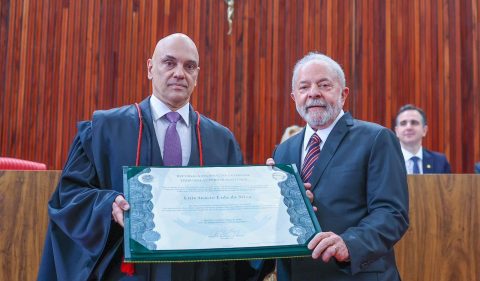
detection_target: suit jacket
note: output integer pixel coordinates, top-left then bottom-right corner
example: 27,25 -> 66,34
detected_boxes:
38,97 -> 257,281
422,148 -> 451,173
272,113 -> 409,281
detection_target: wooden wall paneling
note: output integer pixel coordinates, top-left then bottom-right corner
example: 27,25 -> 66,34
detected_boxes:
54,4 -> 67,168
137,0 -> 147,104
0,0 -> 479,171
460,0 -> 479,172
238,27 -> 246,161
352,0 -> 364,120
46,0 -> 56,161
124,1 -> 134,106
30,0 -> 41,161
374,1 -> 387,123
452,0 -> 462,167
425,0 -> 436,151
216,1 -> 224,125
454,0 -> 464,171
0,171 -> 60,281
474,0 -> 480,172
413,0 -> 421,108
264,0 -> 273,162
128,1 -> 136,104
279,0 -> 291,146
436,0 -> 446,157
63,0 -> 73,136
395,175 -> 480,280
83,0 -> 93,116
0,0 -> 9,116
1,172 -> 478,280
25,0 -> 33,162
15,0 -> 27,158
96,1 -> 105,109
366,0 -> 375,122
142,0 -> 152,100
47,0 -> 59,169
272,0 -> 279,147
35,0 -> 47,162
3,0 -> 18,156
227,1 -> 237,134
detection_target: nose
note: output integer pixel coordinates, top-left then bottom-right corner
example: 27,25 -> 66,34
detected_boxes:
308,84 -> 322,98
173,65 -> 185,79
404,121 -> 414,129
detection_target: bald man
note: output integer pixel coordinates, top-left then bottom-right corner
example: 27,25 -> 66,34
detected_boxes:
38,34 -> 257,281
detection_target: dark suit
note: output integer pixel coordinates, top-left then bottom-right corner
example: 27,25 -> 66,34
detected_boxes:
422,148 -> 451,173
272,113 -> 409,281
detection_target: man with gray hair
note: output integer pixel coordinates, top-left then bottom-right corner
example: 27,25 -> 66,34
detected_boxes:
267,52 -> 409,280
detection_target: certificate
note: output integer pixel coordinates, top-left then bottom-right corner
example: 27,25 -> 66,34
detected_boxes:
123,164 -> 321,262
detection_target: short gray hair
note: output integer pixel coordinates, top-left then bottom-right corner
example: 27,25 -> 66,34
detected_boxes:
291,52 -> 346,91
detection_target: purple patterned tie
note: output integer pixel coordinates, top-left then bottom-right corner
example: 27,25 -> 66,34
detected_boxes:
301,134 -> 321,182
163,112 -> 182,166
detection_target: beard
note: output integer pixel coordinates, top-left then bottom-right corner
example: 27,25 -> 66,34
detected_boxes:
296,97 -> 343,128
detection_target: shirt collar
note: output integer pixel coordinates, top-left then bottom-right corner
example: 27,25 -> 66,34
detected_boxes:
401,146 -> 423,161
150,95 -> 190,126
303,110 -> 345,151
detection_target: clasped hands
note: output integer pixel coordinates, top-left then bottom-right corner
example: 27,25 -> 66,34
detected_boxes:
266,158 -> 350,263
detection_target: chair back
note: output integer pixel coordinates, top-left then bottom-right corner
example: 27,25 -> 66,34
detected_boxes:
0,157 -> 47,170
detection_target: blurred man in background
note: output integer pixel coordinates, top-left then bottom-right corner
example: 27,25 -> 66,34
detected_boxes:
395,104 -> 451,174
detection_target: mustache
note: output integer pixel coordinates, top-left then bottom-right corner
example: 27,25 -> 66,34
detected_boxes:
305,99 -> 328,108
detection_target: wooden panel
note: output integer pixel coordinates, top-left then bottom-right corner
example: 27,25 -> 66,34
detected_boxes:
0,172 -> 477,280
0,0 -> 479,172
395,175 -> 480,280
0,171 -> 60,281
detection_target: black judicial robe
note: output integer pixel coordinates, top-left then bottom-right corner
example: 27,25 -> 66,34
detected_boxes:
38,97 -> 258,281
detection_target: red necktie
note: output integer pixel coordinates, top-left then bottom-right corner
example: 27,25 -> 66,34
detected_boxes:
301,134 -> 321,182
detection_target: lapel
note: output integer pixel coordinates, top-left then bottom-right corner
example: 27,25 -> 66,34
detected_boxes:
290,129 -> 305,171
422,148 -> 434,173
188,105 -> 201,166
139,97 -> 163,166
308,112 -> 353,191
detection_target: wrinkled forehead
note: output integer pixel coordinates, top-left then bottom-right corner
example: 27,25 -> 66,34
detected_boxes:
153,36 -> 199,64
297,61 -> 339,84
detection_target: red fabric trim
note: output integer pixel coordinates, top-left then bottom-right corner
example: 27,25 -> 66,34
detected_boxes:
120,258 -> 135,276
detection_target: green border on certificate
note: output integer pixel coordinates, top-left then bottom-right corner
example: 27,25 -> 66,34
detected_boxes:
123,164 -> 321,263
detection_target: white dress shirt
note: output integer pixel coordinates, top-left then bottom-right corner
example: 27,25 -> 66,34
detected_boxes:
400,147 -> 423,174
150,95 -> 192,166
301,110 -> 345,167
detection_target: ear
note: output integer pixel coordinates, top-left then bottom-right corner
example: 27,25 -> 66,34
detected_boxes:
341,87 -> 349,102
290,92 -> 296,102
422,125 -> 428,137
147,59 -> 153,80
394,125 -> 400,137
194,66 -> 200,87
